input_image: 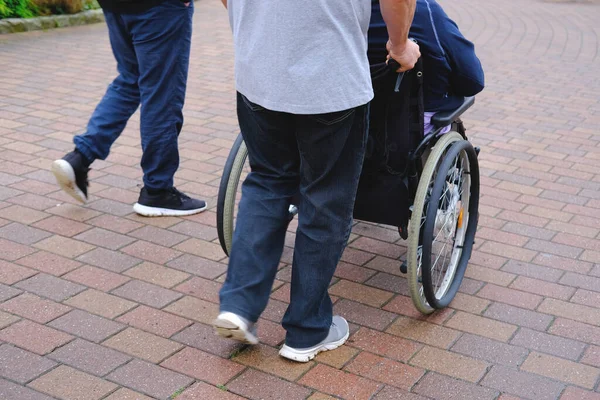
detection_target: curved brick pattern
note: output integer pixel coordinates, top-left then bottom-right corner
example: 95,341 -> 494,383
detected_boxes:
0,0 -> 600,398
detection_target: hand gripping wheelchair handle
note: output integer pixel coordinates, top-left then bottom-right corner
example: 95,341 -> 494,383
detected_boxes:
386,59 -> 405,93
387,58 -> 402,72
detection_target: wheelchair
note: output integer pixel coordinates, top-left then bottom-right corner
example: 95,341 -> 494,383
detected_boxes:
216,59 -> 480,315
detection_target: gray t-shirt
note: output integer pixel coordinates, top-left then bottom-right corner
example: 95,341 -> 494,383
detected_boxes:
228,0 -> 374,114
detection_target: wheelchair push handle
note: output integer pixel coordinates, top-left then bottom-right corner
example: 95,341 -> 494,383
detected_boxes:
386,58 -> 405,93
387,58 -> 402,72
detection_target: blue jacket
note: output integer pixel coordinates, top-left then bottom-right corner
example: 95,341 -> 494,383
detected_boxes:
368,0 -> 484,112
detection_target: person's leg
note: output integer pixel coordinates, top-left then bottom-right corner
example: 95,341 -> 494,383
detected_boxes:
74,12 -> 140,163
282,104 -> 369,349
130,0 -> 192,191
52,11 -> 140,203
217,93 -> 300,338
127,0 -> 205,216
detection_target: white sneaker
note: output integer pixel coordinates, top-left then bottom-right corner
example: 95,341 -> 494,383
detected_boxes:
212,312 -> 259,345
279,316 -> 349,363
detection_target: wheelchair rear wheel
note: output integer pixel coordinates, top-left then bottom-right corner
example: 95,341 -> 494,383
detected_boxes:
407,132 -> 480,314
217,134 -> 249,257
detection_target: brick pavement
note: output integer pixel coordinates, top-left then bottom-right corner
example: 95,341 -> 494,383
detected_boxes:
0,0 -> 599,398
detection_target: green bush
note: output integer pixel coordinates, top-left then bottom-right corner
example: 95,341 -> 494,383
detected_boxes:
0,0 -> 97,18
0,0 -> 37,19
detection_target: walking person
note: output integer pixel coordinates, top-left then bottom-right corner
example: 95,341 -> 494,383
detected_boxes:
51,0 -> 207,217
214,0 -> 420,362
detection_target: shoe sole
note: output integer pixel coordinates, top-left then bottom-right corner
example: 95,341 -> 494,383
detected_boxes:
278,330 -> 350,363
212,318 -> 259,345
51,160 -> 87,204
132,203 -> 207,217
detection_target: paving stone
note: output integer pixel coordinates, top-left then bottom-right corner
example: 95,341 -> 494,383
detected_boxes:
348,327 -> 422,362
161,346 -> 245,385
0,378 -> 54,400
124,262 -> 189,288
117,305 -> 192,338
167,253 -> 227,279
172,322 -> 244,358
174,238 -> 226,261
477,284 -> 543,310
483,302 -> 553,331
451,333 -> 529,367
0,205 -> 48,224
87,214 -> 143,234
169,221 -> 220,241
33,235 -> 95,258
74,227 -> 136,250
0,320 -> 73,355
15,273 -> 85,302
16,251 -> 82,276
129,225 -> 188,247
481,366 -> 565,400
410,346 -> 489,383
49,338 -> 131,377
121,240 -> 182,265
164,295 -> 219,325
175,276 -> 221,303
0,283 -> 21,302
103,328 -> 183,363
228,369 -> 311,400
111,279 -> 182,308
538,298 -> 600,326
0,310 -> 20,329
0,293 -> 71,323
64,265 -> 130,291
103,388 -> 154,400
382,295 -> 454,325
386,317 -> 461,349
32,215 -> 91,237
177,382 -> 244,400
560,386 -> 600,400
0,222 -> 51,245
345,351 -> 424,390
0,344 -> 57,383
521,352 -> 599,389
0,238 -> 36,261
0,260 -> 37,284
330,279 -> 394,307
334,299 -> 397,331
413,372 -> 499,400
298,363 -> 382,400
510,328 -> 587,361
581,345 -> 600,368
48,309 -> 125,343
232,343 -> 313,381
107,359 -> 194,399
65,289 -> 137,319
29,365 -> 118,400
76,247 -> 141,273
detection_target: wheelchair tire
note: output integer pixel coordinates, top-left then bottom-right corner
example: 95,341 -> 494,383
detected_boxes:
421,139 -> 479,309
407,132 -> 463,314
217,133 -> 248,257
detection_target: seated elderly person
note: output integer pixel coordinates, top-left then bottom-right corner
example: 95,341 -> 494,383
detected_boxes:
369,0 -> 485,134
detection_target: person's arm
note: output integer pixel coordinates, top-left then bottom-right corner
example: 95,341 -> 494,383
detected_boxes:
442,19 -> 484,96
379,0 -> 420,71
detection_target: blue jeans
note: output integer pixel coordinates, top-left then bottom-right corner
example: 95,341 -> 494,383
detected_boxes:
73,0 -> 193,190
219,93 -> 369,348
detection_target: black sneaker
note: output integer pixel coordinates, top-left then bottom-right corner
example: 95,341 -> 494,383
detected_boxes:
51,149 -> 90,204
133,187 -> 207,217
